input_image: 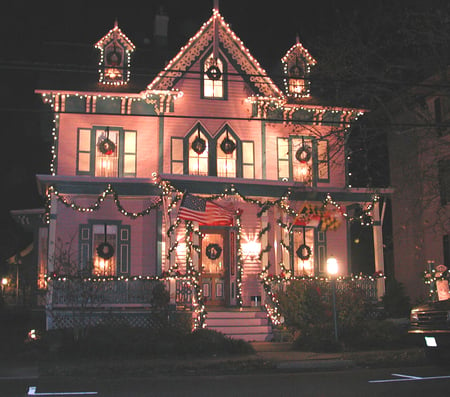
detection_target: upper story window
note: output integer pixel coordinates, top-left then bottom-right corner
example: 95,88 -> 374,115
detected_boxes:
188,127 -> 209,176
217,127 -> 237,178
277,136 -> 329,185
77,126 -> 136,177
202,54 -> 226,99
170,124 -> 254,179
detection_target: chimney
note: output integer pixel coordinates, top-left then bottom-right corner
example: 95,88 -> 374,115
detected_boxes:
154,6 -> 169,47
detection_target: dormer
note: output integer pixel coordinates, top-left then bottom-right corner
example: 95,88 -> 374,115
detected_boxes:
95,20 -> 135,86
282,36 -> 317,99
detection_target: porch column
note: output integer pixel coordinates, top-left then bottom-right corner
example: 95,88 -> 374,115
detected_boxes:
372,200 -> 385,299
260,213 -> 269,306
46,193 -> 58,330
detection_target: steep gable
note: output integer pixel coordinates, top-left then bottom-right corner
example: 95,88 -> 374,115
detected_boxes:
147,9 -> 283,98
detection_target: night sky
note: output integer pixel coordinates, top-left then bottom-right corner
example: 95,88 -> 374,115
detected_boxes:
0,0 -> 441,261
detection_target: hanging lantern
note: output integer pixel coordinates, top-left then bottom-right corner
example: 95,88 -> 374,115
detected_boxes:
220,131 -> 236,154
192,135 -> 206,154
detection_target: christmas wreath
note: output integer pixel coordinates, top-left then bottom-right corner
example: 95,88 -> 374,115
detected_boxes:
98,138 -> 116,155
192,135 -> 206,154
206,65 -> 222,80
296,244 -> 311,260
220,136 -> 236,154
96,242 -> 115,260
206,243 -> 222,260
295,146 -> 312,163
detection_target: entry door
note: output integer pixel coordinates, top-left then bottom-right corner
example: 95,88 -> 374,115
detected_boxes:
200,229 -> 229,306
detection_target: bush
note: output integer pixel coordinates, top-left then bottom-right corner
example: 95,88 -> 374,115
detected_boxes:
382,278 -> 411,318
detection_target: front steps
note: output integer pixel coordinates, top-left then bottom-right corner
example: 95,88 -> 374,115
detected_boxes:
205,309 -> 273,342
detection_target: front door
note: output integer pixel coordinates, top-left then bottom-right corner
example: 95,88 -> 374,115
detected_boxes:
200,229 -> 229,306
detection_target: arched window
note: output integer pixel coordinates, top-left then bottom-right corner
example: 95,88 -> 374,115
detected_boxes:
188,127 -> 209,176
217,127 -> 237,178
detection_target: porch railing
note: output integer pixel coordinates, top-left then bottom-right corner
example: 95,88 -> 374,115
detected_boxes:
50,279 -> 162,307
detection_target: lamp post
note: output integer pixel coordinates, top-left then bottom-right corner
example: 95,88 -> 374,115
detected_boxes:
327,256 -> 338,343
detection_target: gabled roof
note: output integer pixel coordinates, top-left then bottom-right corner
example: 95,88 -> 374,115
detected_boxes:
281,36 -> 317,66
147,9 -> 283,98
94,20 -> 136,52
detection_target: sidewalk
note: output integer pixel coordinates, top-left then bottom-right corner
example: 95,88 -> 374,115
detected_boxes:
0,342 -> 426,380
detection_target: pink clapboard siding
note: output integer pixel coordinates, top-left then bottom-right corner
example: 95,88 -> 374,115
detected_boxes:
56,113 -> 160,178
54,196 -> 159,275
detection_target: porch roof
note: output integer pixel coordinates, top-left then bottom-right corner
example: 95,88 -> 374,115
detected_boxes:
36,174 -> 393,202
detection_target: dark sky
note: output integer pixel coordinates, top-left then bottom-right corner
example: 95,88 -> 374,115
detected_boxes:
0,0 -> 439,260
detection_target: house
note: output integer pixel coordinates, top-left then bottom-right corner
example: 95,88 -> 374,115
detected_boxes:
387,67 -> 450,302
25,5 -> 390,340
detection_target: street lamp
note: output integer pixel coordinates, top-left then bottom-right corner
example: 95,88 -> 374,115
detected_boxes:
327,256 -> 338,343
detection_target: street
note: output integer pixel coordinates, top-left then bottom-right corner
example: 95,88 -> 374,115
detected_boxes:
2,365 -> 450,397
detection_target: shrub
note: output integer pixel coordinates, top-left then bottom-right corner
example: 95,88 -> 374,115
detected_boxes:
382,278 -> 411,318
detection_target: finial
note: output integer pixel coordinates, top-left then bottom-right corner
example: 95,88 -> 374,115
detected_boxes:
213,0 -> 219,12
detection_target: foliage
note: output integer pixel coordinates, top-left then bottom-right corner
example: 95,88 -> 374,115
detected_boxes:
381,278 -> 411,317
277,280 -> 411,352
36,324 -> 254,360
150,281 -> 170,309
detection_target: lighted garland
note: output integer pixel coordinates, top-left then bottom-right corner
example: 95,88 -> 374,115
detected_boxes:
235,211 -> 243,307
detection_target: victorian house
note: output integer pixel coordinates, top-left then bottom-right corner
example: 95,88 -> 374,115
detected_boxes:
26,6 -> 390,340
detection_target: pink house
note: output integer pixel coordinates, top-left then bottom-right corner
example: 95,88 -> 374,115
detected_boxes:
31,7 -> 390,340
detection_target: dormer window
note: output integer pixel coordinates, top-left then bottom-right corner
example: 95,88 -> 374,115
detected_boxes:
288,62 -> 305,95
95,21 -> 135,86
282,37 -> 317,99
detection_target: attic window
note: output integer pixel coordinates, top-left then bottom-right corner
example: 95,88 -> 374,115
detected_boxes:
203,55 -> 224,99
288,62 -> 305,95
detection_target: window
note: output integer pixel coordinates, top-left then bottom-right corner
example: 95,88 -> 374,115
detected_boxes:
438,159 -> 450,205
317,140 -> 329,182
288,62 -> 305,95
171,137 -> 184,174
290,227 -> 326,276
217,128 -> 237,178
188,128 -> 209,176
79,222 -> 130,276
76,127 -> 137,177
202,54 -> 225,99
242,141 -> 255,179
277,136 -> 329,186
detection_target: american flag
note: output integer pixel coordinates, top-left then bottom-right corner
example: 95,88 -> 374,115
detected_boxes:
178,193 -> 233,226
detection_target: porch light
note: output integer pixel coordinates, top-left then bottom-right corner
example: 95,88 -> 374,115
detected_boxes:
327,256 -> 339,343
1,277 -> 8,286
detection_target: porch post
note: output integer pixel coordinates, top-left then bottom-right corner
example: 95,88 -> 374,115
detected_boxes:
260,213 -> 269,307
372,200 -> 385,300
46,193 -> 58,330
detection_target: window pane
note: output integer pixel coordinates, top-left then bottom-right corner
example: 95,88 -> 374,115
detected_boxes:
124,154 -> 136,174
171,138 -> 183,162
318,162 -> 328,180
95,129 -> 118,177
78,153 -> 91,172
189,130 -> 208,175
279,161 -> 289,179
243,164 -> 254,179
318,140 -> 328,161
79,129 -> 91,151
93,224 -> 117,276
124,131 -> 136,153
278,138 -> 289,159
242,141 -> 254,163
292,227 -> 315,276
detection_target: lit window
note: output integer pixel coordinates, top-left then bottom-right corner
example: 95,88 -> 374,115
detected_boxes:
292,227 -> 315,276
203,55 -> 224,98
217,130 -> 236,178
93,224 -> 117,276
95,128 -> 119,177
189,129 -> 209,176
